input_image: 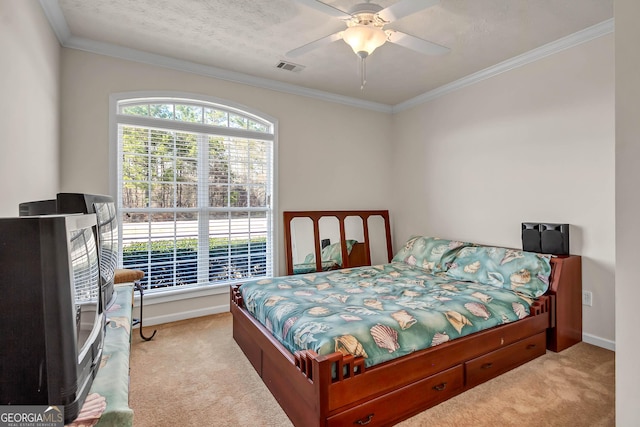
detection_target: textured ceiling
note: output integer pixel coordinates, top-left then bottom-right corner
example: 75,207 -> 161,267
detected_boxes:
54,0 -> 613,105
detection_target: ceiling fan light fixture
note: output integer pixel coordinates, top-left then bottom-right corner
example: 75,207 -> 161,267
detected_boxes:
342,24 -> 387,58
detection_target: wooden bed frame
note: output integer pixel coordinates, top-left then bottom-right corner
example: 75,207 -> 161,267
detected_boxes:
232,212 -> 582,426
283,210 -> 394,275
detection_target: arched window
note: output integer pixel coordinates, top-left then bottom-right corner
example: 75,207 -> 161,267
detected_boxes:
111,93 -> 276,293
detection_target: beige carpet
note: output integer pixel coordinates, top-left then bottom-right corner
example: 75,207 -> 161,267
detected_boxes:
129,313 -> 614,427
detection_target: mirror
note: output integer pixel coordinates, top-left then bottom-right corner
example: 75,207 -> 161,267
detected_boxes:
319,216 -> 341,249
284,210 -> 393,275
344,216 -> 364,242
368,215 -> 389,265
289,217 -> 314,266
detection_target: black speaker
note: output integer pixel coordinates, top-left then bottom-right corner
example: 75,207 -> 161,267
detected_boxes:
522,223 -> 569,255
521,223 -> 542,253
541,223 -> 569,255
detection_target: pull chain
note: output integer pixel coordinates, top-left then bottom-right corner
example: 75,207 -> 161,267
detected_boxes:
360,57 -> 367,90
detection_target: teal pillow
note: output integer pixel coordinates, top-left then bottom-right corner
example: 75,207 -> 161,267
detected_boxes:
446,246 -> 552,298
303,252 -> 315,264
392,236 -> 470,272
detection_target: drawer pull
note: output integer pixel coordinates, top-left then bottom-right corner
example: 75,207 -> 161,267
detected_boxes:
526,344 -> 537,350
432,382 -> 447,391
481,363 -> 493,370
355,414 -> 374,425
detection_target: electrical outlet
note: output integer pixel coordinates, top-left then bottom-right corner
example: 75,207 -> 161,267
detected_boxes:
582,291 -> 593,307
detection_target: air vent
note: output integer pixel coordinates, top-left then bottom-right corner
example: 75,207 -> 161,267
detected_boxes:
275,60 -> 305,72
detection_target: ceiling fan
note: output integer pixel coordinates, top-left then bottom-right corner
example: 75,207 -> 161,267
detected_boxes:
287,0 -> 450,88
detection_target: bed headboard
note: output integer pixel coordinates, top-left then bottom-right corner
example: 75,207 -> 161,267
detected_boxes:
283,210 -> 393,275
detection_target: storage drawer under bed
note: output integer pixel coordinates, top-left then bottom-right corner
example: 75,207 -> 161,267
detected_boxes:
465,331 -> 547,388
327,364 -> 464,427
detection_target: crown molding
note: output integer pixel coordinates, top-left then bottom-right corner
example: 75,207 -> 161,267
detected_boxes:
40,1 -> 612,115
38,0 -> 70,42
38,1 -> 392,114
64,35 -> 393,113
392,18 -> 615,113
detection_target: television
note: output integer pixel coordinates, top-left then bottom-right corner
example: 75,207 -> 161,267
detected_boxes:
0,214 -> 105,424
20,193 -> 119,309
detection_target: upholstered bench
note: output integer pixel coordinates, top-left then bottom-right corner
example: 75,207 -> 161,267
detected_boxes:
65,269 -> 144,426
66,283 -> 134,427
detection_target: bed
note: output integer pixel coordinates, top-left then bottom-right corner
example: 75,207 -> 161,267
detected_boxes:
231,211 -> 582,427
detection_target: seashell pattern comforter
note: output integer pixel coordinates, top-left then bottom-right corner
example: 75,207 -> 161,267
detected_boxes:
241,261 -> 542,368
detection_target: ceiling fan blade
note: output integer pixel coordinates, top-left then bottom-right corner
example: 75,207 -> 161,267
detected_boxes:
378,0 -> 440,22
286,32 -> 344,58
387,31 -> 450,55
293,0 -> 352,19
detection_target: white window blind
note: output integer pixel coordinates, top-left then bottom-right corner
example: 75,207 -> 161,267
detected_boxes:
115,97 -> 274,293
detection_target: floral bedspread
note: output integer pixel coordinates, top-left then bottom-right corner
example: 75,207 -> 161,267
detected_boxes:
241,262 -> 536,368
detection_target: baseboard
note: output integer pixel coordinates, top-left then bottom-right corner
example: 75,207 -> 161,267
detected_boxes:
583,332 -> 615,351
131,304 -> 230,327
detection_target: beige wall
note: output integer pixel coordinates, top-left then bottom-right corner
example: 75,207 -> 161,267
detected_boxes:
0,1 -> 60,216
615,0 -> 640,423
391,35 -> 615,347
60,48 -> 393,322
